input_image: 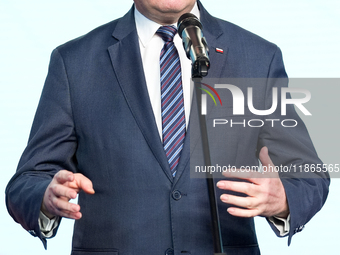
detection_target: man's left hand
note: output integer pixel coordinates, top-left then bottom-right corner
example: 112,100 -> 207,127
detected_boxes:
216,146 -> 289,218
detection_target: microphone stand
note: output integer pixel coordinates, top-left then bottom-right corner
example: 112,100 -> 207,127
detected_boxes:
192,61 -> 226,255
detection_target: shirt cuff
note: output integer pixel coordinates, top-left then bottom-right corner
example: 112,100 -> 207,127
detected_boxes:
267,214 -> 291,236
38,211 -> 60,238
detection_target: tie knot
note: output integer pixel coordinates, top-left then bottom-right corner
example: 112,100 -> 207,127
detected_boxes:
156,26 -> 177,42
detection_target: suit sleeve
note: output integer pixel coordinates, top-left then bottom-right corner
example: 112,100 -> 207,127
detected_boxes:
257,47 -> 330,245
5,48 -> 78,248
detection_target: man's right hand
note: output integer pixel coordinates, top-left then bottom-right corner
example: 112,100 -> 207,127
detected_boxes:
41,170 -> 95,220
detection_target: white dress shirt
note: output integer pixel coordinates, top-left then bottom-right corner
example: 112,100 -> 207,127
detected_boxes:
134,4 -> 200,139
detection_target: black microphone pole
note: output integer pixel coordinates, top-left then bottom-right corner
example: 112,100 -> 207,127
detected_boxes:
178,13 -> 226,255
195,76 -> 225,255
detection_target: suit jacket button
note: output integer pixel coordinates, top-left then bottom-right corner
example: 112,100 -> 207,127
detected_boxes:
172,190 -> 182,201
165,248 -> 174,255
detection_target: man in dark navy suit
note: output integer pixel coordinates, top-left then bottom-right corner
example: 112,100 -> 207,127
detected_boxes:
6,1 -> 329,254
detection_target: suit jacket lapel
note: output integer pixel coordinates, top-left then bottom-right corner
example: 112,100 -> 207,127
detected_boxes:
107,3 -> 230,186
107,7 -> 173,182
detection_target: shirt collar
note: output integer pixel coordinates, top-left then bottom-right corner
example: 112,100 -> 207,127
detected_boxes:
134,3 -> 200,48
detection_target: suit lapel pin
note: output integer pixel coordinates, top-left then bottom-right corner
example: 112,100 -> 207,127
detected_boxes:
215,48 -> 224,54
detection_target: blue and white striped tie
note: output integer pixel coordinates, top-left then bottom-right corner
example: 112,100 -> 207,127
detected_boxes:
156,26 -> 186,177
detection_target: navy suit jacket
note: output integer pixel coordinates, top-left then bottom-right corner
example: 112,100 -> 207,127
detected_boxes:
6,2 -> 329,255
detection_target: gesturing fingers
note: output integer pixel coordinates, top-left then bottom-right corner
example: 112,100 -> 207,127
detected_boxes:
216,147 -> 289,218
73,173 -> 95,194
217,180 -> 258,196
41,170 -> 95,220
51,196 -> 82,220
52,196 -> 79,212
50,182 -> 78,200
217,181 -> 263,217
226,205 -> 261,218
43,182 -> 80,219
55,170 -> 74,184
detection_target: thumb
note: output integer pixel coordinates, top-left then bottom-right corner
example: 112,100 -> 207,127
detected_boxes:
259,146 -> 274,167
74,174 -> 95,194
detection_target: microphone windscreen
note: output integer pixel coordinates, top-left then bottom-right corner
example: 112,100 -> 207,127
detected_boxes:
177,13 -> 202,38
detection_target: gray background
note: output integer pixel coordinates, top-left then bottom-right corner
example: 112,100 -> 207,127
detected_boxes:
1,0 -> 339,254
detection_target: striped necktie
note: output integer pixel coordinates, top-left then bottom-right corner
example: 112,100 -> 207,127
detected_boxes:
156,26 -> 186,177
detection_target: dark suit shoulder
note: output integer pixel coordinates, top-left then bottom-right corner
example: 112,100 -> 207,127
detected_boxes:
215,17 -> 278,54
205,16 -> 284,78
55,19 -> 119,56
53,5 -> 136,64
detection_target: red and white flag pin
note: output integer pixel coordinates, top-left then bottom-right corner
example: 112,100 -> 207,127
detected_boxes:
215,48 -> 224,54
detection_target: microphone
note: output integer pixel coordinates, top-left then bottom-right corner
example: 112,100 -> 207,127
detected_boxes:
177,13 -> 210,78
